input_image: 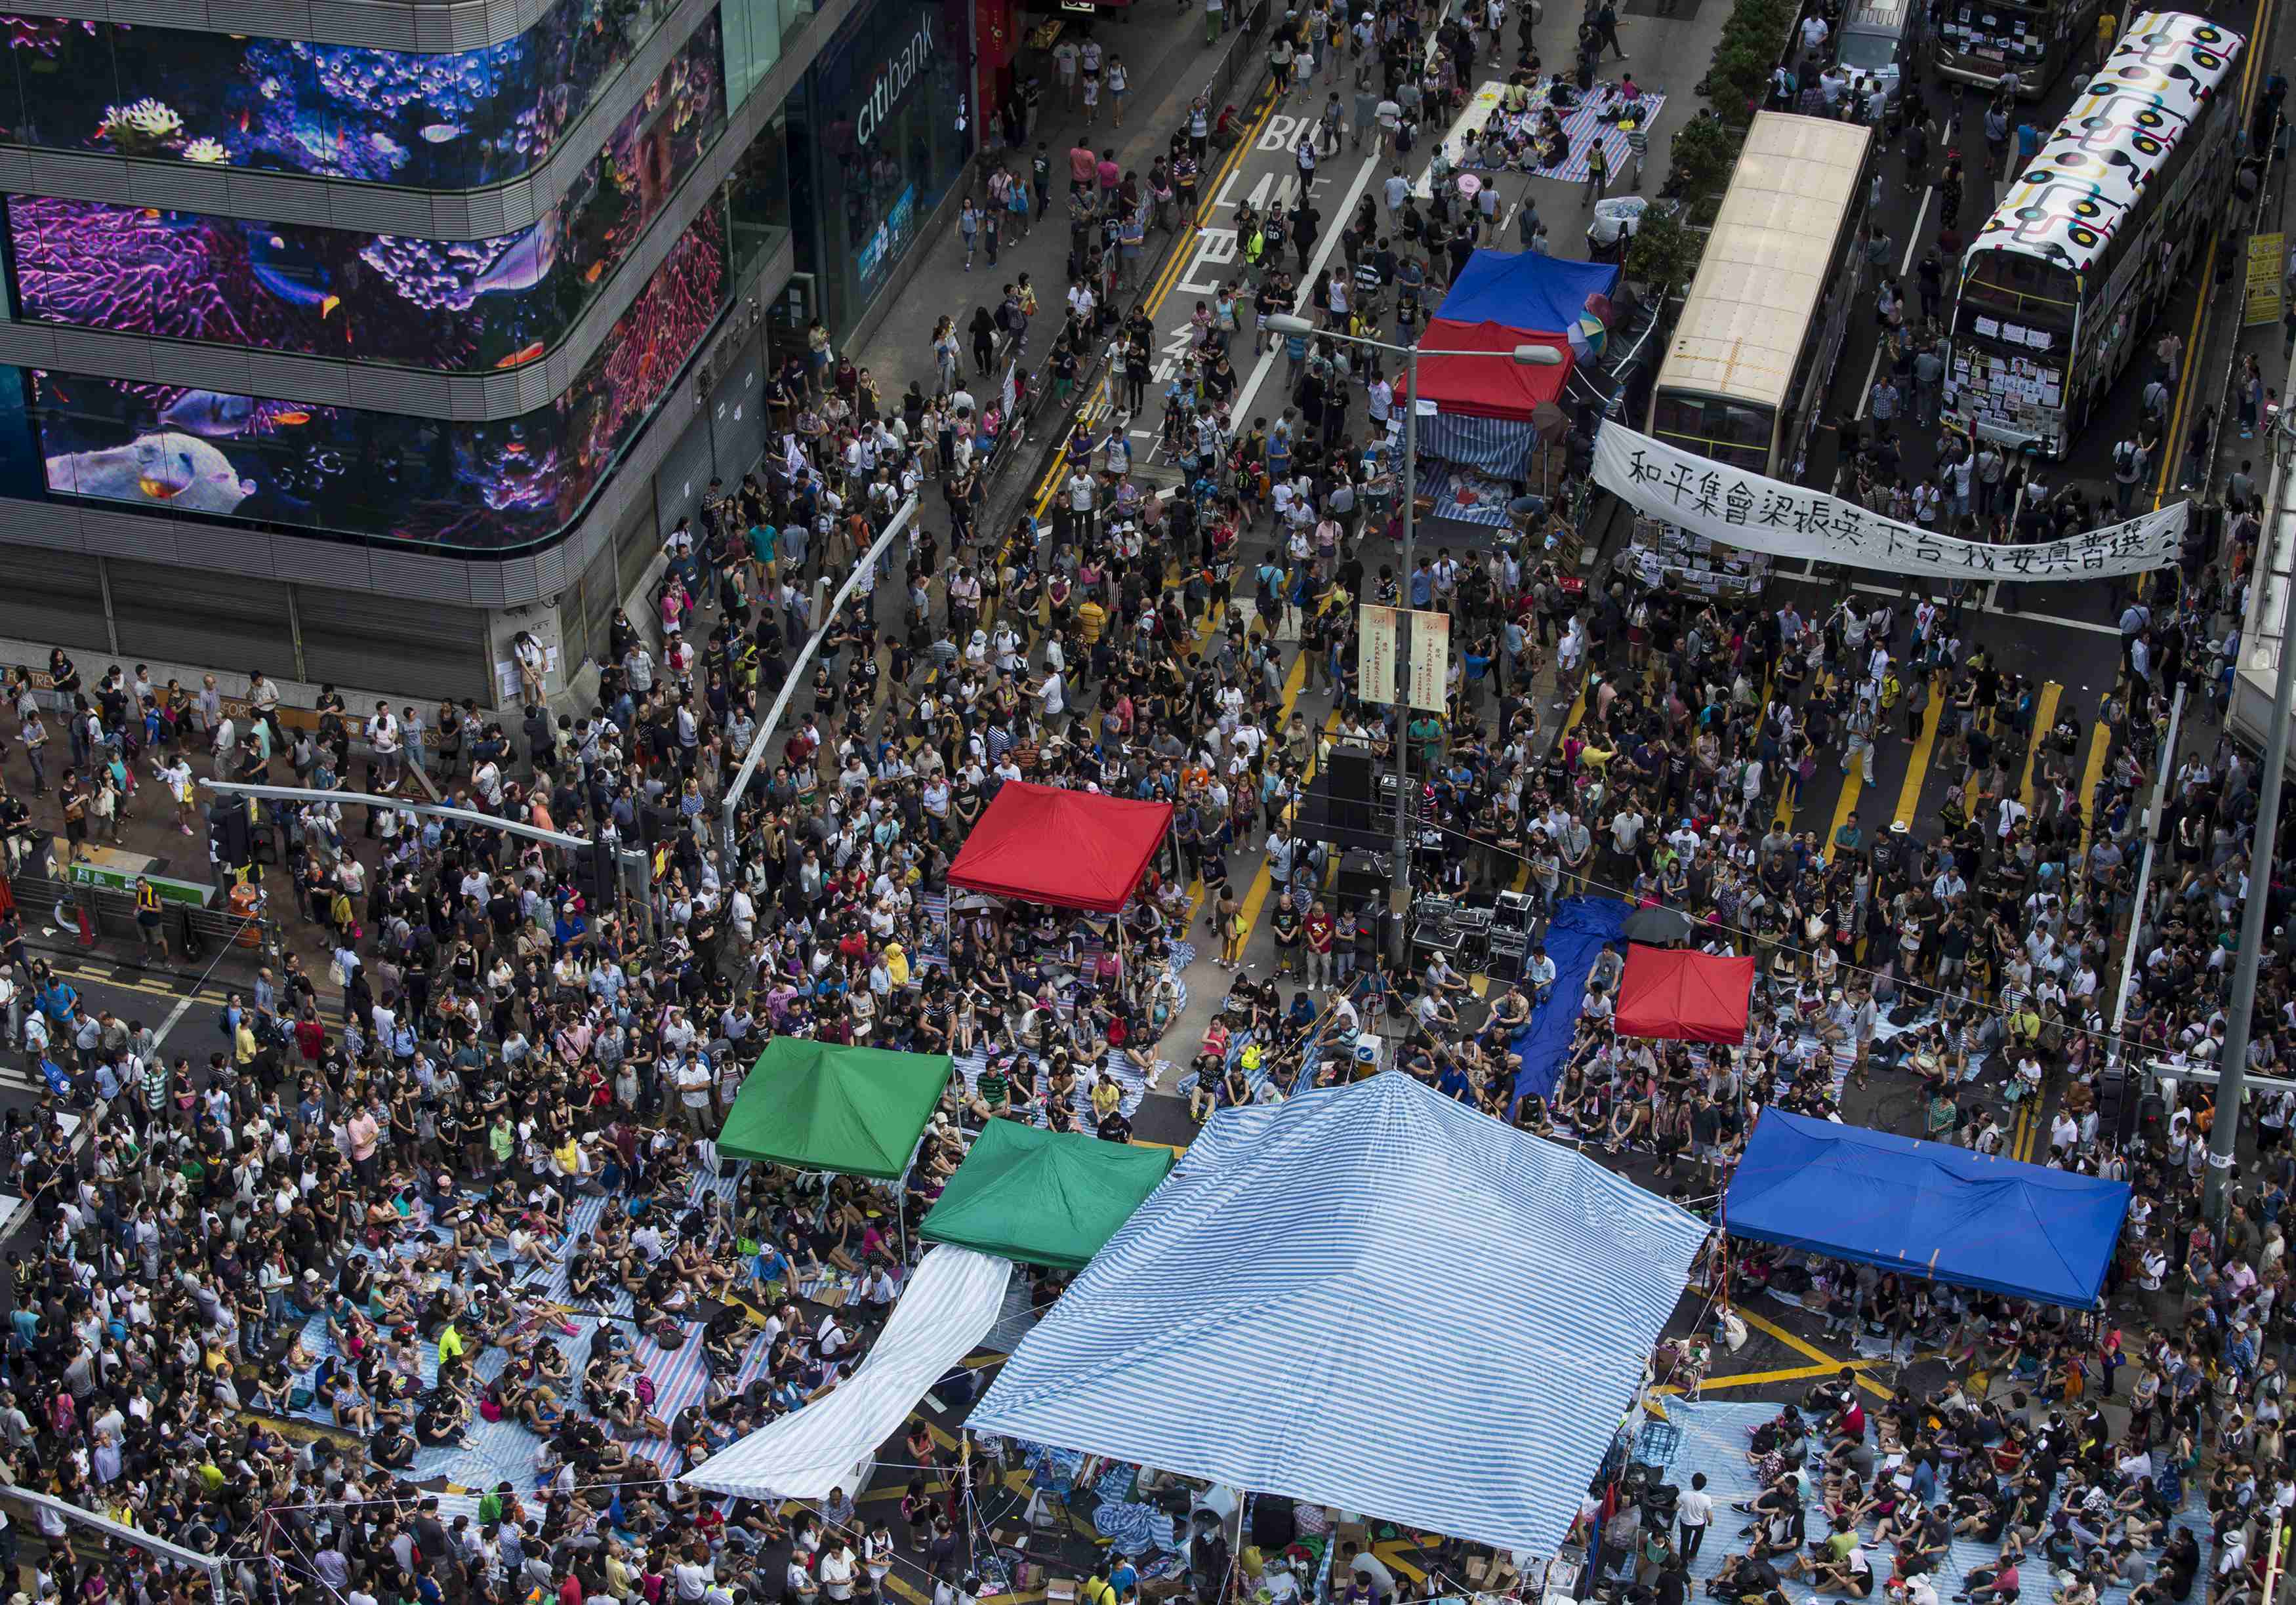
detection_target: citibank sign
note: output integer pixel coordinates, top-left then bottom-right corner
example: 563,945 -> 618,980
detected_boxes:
854,16 -> 937,148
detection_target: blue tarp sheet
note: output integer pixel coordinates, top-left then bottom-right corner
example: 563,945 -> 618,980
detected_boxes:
1436,251 -> 1622,335
1509,895 -> 1631,1107
1724,1109 -> 2134,1308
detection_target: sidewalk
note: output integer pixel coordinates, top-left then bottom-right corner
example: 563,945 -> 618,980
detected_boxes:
849,3 -> 1264,417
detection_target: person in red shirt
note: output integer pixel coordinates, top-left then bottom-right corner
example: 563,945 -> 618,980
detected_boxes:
1303,900 -> 1336,989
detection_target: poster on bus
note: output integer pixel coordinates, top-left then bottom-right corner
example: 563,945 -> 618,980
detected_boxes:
1592,424 -> 2184,585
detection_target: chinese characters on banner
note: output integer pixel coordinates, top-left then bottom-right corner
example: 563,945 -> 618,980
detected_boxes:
1591,424 -> 2186,583
1359,603 -> 1401,704
2246,233 -> 2285,327
1358,603 -> 1450,711
1409,609 -> 1450,713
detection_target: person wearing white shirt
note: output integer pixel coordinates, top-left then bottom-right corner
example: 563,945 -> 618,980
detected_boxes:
1676,1473 -> 1714,1560
367,702 -> 402,788
818,1545 -> 857,1603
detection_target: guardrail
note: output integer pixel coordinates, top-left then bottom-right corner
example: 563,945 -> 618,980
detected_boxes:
7,869 -> 276,964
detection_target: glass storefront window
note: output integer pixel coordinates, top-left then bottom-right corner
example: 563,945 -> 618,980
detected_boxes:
7,16 -> 727,373
725,108 -> 792,281
789,0 -> 970,342
31,203 -> 728,550
0,0 -> 677,189
720,0 -> 819,110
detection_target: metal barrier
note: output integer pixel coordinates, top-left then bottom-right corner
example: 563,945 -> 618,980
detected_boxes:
7,870 -> 276,961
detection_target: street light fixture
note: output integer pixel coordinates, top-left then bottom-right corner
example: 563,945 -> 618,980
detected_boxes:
1257,313 -> 1567,962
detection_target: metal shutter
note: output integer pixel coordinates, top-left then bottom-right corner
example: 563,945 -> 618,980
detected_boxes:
613,497 -> 661,609
707,332 -> 765,472
106,560 -> 298,680
295,586 -> 489,704
0,546 -> 108,651
577,538 -> 619,679
651,399 -> 718,541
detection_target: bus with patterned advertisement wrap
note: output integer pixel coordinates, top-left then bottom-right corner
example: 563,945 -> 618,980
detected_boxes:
1944,11 -> 2245,457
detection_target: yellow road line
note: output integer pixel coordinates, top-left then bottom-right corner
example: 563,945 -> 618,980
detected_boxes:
1731,1305 -> 1894,1398
1891,683 -> 1945,830
1024,82 -> 1282,522
2074,711 -> 2113,870
1824,764 -> 1865,864
2019,681 -> 2062,812
1374,1542 -> 1429,1586
1235,701 -> 1342,943
2151,0 -> 2275,508
1771,670 -> 1832,830
1673,1358 -> 1888,1394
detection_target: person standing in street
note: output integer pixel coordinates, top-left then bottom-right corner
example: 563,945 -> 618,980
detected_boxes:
958,197 -> 982,270
1584,136 -> 1609,207
1594,0 -> 1628,58
1054,33 -> 1080,107
1677,1474 -> 1713,1562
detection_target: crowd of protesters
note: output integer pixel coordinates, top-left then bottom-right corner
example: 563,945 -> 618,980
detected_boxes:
0,0 -> 2287,1604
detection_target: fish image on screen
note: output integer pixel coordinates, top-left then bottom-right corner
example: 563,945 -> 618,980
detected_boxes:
32,205 -> 728,549
7,16 -> 726,372
0,0 -> 682,188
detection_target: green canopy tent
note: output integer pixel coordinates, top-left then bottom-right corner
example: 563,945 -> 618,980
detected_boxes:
920,1120 -> 1176,1269
716,1040 -> 952,1181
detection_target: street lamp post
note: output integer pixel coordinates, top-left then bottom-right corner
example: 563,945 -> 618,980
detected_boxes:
1263,314 -> 1562,962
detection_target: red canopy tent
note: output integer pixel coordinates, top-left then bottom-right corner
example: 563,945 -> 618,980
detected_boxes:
1614,945 -> 1755,1046
1394,317 -> 1576,418
946,782 -> 1174,913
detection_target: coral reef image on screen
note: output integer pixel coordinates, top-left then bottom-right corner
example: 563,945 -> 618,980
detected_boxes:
7,18 -> 725,371
0,0 -> 669,187
32,207 -> 726,548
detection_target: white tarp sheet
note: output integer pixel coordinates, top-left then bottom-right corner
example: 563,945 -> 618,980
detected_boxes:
681,1246 -> 1014,1502
1593,422 -> 2184,584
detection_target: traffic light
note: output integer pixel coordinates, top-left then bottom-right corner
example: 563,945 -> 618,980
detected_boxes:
206,798 -> 251,870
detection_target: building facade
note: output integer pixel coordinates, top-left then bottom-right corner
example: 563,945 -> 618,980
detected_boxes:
0,0 -> 968,707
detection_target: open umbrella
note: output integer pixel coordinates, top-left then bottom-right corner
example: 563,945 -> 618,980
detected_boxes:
1621,906 -> 1694,945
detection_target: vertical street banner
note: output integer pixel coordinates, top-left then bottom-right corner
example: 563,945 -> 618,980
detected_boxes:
1408,608 -> 1450,713
2247,233 -> 2286,327
1359,603 -> 1401,705
1591,424 -> 2185,582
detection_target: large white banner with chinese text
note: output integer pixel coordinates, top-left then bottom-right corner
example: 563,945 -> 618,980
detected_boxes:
1592,425 -> 2184,584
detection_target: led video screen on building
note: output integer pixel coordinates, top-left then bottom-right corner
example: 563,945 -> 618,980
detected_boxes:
7,16 -> 725,371
0,0 -> 672,188
32,207 -> 726,550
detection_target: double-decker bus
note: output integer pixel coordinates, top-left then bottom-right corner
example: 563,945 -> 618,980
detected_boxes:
1647,112 -> 1874,485
1943,10 -> 2247,457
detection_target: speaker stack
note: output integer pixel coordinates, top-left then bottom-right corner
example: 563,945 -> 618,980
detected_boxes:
1301,741 -> 1387,855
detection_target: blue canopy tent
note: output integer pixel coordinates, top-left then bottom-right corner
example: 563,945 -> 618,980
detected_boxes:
1436,250 -> 1621,332
970,1072 -> 1711,1554
1723,1110 -> 2133,1307
1510,895 -> 1631,1107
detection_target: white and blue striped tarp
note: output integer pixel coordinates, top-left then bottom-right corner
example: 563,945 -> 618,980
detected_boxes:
969,1071 -> 1712,1554
681,1245 -> 1012,1502
1416,409 -> 1539,481
1418,464 -> 1519,527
